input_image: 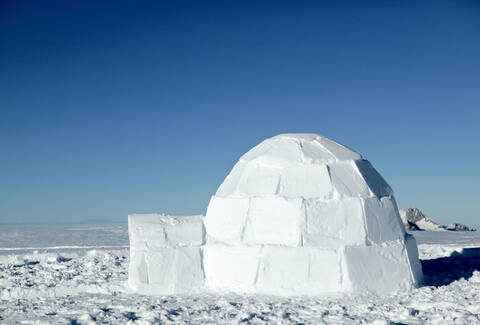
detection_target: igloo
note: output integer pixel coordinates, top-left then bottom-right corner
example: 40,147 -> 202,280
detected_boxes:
128,133 -> 423,296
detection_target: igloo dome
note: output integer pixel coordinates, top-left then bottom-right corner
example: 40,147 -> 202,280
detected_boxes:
203,133 -> 423,295
128,133 -> 423,296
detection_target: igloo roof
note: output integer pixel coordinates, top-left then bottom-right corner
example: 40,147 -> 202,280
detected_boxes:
216,133 -> 393,199
240,133 -> 362,163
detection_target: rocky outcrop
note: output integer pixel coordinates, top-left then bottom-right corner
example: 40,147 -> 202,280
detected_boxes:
399,208 -> 476,232
445,223 -> 475,231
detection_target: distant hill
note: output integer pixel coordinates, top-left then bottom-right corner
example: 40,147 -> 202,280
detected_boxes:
399,208 -> 476,232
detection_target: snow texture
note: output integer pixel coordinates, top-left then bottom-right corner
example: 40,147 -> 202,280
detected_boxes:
129,133 -> 422,296
1,226 -> 480,324
128,214 -> 205,294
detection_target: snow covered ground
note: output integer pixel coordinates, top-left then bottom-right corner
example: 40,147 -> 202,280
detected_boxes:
1,226 -> 479,324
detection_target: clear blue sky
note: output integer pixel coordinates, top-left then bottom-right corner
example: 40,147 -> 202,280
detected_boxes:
1,0 -> 479,227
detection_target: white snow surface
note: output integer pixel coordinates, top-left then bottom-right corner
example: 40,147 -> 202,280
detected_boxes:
1,226 -> 480,324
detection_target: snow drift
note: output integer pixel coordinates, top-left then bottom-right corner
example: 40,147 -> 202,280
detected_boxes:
128,133 -> 423,296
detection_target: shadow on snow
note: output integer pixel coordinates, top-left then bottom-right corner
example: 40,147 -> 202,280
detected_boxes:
421,247 -> 480,287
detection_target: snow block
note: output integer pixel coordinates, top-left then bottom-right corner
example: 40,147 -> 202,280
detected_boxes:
343,241 -> 416,294
246,137 -> 304,165
204,196 -> 249,244
405,234 -> 423,285
218,162 -> 333,198
363,197 -> 405,244
276,163 -> 333,199
203,244 -> 261,292
304,198 -> 366,247
355,160 -> 393,198
243,197 -> 303,246
316,136 -> 361,161
129,247 -> 204,294
257,246 -> 344,295
329,161 -> 371,198
299,138 -> 336,163
221,162 -> 281,197
203,245 -> 345,295
241,173 -> 280,196
215,161 -> 247,197
128,214 -> 206,294
128,214 -> 205,249
128,251 -> 148,287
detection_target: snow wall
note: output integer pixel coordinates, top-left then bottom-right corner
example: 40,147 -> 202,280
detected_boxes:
128,133 -> 423,296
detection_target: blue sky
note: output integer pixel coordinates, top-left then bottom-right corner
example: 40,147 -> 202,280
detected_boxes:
1,1 -> 479,227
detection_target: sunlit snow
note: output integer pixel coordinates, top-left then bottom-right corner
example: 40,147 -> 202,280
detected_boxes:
1,226 -> 479,324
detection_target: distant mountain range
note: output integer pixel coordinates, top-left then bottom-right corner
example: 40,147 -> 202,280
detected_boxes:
399,208 -> 476,232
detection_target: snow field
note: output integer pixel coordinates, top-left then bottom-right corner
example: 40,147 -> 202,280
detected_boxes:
1,227 -> 480,324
